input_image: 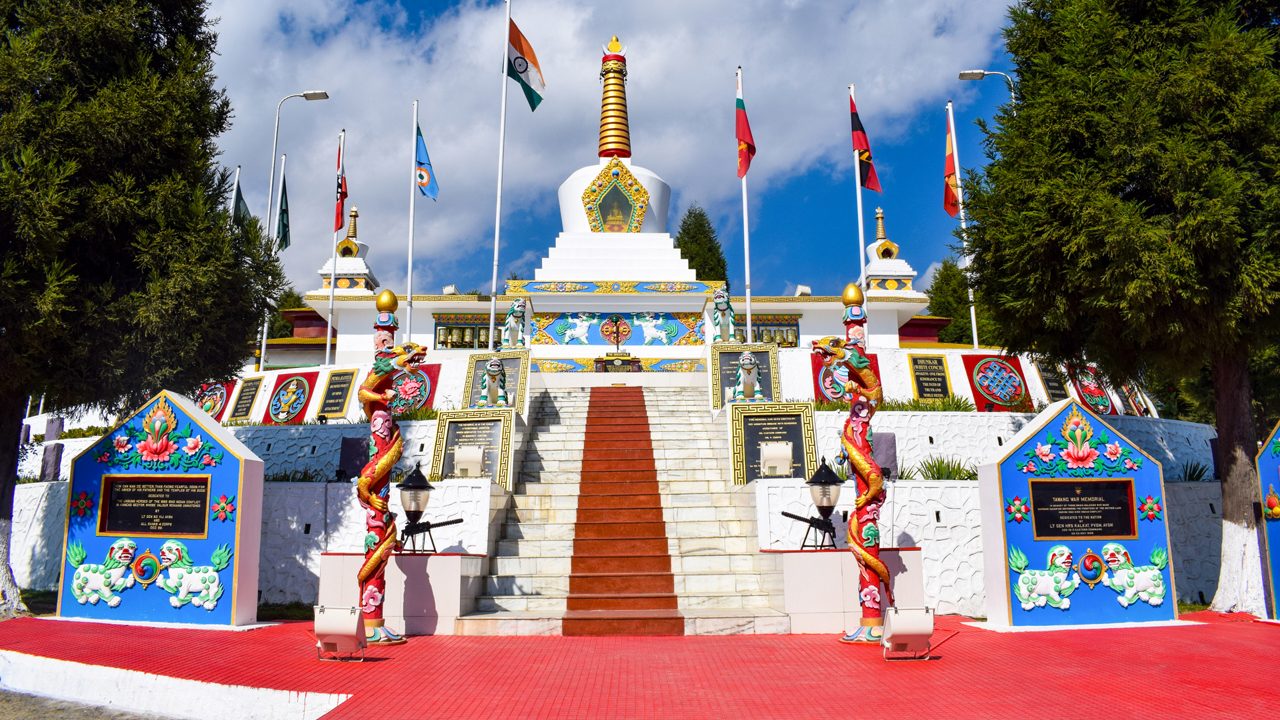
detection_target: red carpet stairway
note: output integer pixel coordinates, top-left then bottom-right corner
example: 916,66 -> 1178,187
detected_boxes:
561,386 -> 684,636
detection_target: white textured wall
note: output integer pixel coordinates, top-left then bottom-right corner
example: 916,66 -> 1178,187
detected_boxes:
9,481 -> 68,590
813,411 -> 1215,476
756,479 -> 1220,617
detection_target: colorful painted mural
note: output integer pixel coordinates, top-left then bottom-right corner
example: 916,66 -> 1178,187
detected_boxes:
530,358 -> 704,373
531,312 -> 704,346
962,355 -> 1033,412
261,371 -> 319,425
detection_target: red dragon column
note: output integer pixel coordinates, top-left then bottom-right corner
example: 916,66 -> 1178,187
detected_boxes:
811,282 -> 893,643
355,289 -> 427,644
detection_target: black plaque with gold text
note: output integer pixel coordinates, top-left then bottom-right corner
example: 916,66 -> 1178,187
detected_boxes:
909,355 -> 951,399
440,419 -> 504,479
1029,479 -> 1137,540
98,475 -> 210,538
319,370 -> 356,417
741,414 -> 805,483
228,378 -> 262,421
1036,361 -> 1070,402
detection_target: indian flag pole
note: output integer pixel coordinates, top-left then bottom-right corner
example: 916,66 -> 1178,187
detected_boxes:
488,4 -> 546,350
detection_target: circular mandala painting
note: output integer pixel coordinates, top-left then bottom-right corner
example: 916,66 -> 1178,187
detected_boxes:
269,376 -> 311,423
388,369 -> 432,417
194,383 -> 228,419
817,363 -> 851,403
1073,366 -> 1113,415
972,358 -> 1027,408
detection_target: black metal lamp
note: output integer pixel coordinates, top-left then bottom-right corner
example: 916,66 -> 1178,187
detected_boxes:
396,463 -> 433,528
807,459 -> 843,522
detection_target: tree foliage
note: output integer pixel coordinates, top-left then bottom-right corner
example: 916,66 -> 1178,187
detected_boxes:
0,0 -> 284,612
674,204 -> 728,285
268,286 -> 306,339
964,0 -> 1280,612
924,258 -> 997,345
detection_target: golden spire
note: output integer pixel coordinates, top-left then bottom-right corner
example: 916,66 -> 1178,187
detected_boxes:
337,207 -> 359,257
598,35 -> 631,158
872,206 -> 899,259
875,207 -> 886,242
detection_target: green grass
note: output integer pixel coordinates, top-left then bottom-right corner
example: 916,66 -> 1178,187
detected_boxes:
1177,601 -> 1209,614
812,395 -> 978,413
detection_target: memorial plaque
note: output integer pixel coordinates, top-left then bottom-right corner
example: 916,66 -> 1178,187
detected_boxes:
430,409 -> 516,490
909,355 -> 951,399
1029,479 -> 1137,540
1035,361 -> 1069,402
440,419 -> 504,479
319,370 -> 357,418
709,343 -> 780,410
228,377 -> 262,421
463,350 -> 530,414
1254,418 -> 1280,620
60,391 -> 264,626
98,475 -> 211,538
729,402 -> 817,485
978,400 -> 1175,628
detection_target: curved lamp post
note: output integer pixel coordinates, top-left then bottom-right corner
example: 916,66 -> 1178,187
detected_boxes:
958,69 -> 1017,110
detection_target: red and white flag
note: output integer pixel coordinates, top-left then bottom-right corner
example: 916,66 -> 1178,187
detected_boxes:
333,131 -> 348,232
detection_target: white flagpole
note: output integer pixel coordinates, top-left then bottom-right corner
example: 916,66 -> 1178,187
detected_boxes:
231,165 -> 241,210
947,100 -> 980,349
851,84 -> 868,289
487,0 -> 513,352
258,154 -> 285,369
738,68 -> 753,342
406,100 -> 419,345
325,130 -> 345,367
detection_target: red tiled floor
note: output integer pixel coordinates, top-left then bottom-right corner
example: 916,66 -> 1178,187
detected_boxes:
0,612 -> 1275,718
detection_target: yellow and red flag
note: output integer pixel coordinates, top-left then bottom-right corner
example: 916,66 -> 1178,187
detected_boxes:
736,68 -> 755,178
944,112 -> 960,217
849,88 -> 880,192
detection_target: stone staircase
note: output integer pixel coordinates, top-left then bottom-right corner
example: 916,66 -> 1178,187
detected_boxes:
455,386 -> 786,635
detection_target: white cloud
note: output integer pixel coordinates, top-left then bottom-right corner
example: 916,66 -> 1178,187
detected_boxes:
208,0 -> 1008,295
918,261 -> 942,294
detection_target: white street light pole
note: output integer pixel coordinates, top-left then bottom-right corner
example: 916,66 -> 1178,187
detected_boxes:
257,89 -> 328,372
958,69 -> 1017,111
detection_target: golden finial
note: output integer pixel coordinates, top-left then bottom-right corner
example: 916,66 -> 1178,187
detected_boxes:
375,289 -> 398,313
598,35 -> 631,158
346,207 -> 359,239
842,282 -> 865,307
337,206 -> 360,257
875,207 -> 886,242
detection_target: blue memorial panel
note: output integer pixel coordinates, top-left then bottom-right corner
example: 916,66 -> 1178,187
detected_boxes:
994,402 -> 1176,626
1255,423 -> 1280,620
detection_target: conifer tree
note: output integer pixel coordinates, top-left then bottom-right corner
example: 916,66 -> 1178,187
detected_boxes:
674,204 -> 728,285
0,0 -> 285,614
964,0 -> 1280,613
925,258 -> 995,345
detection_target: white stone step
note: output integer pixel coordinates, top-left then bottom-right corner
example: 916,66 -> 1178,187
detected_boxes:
454,612 -> 563,636
490,556 -> 573,576
501,522 -> 576,540
496,538 -> 574,557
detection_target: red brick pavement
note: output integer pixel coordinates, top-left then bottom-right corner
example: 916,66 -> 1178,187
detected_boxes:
0,612 -> 1274,719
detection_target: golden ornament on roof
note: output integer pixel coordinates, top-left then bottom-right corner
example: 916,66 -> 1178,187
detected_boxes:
842,282 -> 865,307
376,289 -> 399,313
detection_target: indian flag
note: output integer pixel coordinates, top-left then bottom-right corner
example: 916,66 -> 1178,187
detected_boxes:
507,19 -> 545,111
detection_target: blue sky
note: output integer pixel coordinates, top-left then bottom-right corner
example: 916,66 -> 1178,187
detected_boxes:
209,0 -> 1014,299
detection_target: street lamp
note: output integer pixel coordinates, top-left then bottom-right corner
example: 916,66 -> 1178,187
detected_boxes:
807,459 -> 843,526
958,69 -> 1017,108
258,89 -> 329,370
396,463 -> 433,553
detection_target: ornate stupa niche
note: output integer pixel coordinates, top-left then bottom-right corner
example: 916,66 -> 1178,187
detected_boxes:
554,35 -> 671,238
864,207 -> 920,294
318,207 -> 379,294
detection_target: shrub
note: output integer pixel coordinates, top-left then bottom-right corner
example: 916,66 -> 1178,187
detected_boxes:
899,456 -> 978,481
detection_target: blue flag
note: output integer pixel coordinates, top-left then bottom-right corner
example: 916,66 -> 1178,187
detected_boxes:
415,125 -> 439,200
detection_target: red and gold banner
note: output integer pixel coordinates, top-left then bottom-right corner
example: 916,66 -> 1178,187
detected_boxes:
1068,364 -> 1116,415
962,355 -> 1033,412
261,371 -> 320,425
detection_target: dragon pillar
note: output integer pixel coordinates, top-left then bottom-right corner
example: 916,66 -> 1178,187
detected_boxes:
811,282 -> 893,644
354,289 -> 427,644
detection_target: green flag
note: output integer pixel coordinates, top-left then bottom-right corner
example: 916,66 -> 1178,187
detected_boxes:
232,176 -> 251,229
276,173 -> 290,251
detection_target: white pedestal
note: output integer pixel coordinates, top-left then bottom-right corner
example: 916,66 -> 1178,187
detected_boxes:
771,547 -> 925,634
318,552 -> 486,636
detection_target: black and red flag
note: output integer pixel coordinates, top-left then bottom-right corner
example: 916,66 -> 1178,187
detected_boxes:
849,88 -> 881,192
333,130 -> 348,232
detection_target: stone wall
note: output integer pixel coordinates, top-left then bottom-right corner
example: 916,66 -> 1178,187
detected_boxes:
814,411 -> 1215,476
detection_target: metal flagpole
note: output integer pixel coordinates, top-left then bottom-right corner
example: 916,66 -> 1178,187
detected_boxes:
738,69 -> 754,341
851,84 -> 868,289
947,101 -> 980,349
406,100 -> 419,344
325,130 -> 345,367
259,153 -> 285,368
487,0 -> 513,352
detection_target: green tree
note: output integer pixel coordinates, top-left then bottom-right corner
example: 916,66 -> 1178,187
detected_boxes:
964,0 -> 1280,613
925,258 -> 997,345
674,204 -> 728,284
268,286 -> 306,339
0,0 -> 285,614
